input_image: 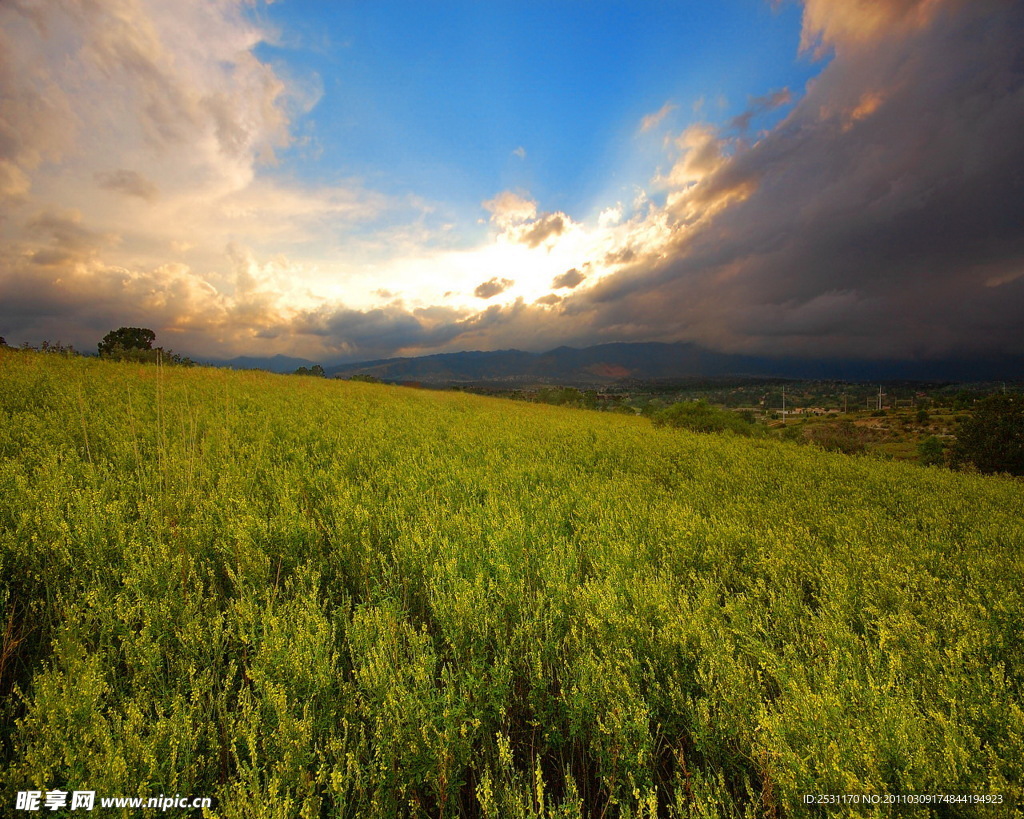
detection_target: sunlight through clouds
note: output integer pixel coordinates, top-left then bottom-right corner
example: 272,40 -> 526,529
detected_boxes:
1,0 -> 1022,366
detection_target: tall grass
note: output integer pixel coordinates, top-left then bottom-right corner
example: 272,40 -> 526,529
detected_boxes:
1,349 -> 1022,817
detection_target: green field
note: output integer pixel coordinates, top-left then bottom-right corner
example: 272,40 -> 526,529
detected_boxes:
2,351 -> 1023,817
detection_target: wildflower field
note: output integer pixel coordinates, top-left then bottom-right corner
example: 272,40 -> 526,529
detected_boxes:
1,350 -> 1022,817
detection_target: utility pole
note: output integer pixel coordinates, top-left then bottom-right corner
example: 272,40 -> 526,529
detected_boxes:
878,385 -> 883,411
782,385 -> 786,426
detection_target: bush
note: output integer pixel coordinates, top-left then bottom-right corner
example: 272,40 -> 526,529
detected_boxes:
536,387 -> 584,407
652,400 -> 758,436
951,394 -> 1024,475
780,422 -> 804,442
917,435 -> 945,466
804,420 -> 867,454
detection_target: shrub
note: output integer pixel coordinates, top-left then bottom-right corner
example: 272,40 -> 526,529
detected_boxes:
651,400 -> 758,436
917,435 -> 945,466
804,420 -> 866,454
951,394 -> 1024,475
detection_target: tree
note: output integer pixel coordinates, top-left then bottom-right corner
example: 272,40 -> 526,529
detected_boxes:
95,327 -> 192,365
950,394 -> 1024,475
98,327 -> 156,357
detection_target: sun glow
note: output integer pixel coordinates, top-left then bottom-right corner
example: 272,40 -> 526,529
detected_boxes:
319,202 -> 656,314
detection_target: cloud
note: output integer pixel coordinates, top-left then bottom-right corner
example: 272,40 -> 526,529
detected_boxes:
598,205 -> 623,228
604,247 -> 636,266
474,277 -> 514,299
95,169 -> 159,201
517,213 -> 566,249
656,125 -> 756,222
0,0 -> 407,350
552,268 -> 585,289
797,0 -> 947,55
571,0 -> 1024,361
24,209 -> 117,268
512,146 -> 526,159
3,0 -> 1020,369
482,190 -> 536,227
0,0 -> 302,256
662,124 -> 729,189
640,102 -> 677,133
291,302 -> 471,359
729,88 -> 792,132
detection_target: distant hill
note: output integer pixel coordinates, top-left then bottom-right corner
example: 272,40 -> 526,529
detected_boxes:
325,342 -> 1024,385
190,342 -> 1022,383
198,354 -> 320,373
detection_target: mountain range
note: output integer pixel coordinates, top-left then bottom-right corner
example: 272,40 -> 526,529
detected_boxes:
197,354 -> 321,373
319,343 -> 1023,385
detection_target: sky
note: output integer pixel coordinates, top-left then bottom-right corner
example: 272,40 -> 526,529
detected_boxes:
1,0 -> 1022,365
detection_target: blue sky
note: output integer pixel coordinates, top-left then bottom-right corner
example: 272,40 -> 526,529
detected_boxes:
256,0 -> 814,230
2,0 -> 1022,365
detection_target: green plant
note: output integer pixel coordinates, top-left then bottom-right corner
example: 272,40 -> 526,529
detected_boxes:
951,394 -> 1024,475
651,400 -> 758,436
917,435 -> 944,467
1,350 -> 1021,817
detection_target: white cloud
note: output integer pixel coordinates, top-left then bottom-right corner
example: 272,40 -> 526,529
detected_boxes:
639,102 -> 676,133
798,0 -> 945,55
598,205 -> 623,228
0,0 -> 405,321
482,190 -> 537,227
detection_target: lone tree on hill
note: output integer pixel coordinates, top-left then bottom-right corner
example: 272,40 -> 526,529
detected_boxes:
98,327 -> 156,357
951,393 -> 1024,475
96,327 -> 193,365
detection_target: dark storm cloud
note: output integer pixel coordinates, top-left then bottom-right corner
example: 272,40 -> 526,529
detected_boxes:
0,256 -> 218,350
576,0 -> 1024,361
289,303 -> 472,359
284,298 -> 596,362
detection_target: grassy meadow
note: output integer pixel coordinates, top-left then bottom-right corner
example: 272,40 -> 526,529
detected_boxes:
1,349 -> 1023,817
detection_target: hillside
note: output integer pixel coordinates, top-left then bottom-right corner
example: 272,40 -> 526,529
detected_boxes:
325,342 -> 1024,385
1,350 -> 1022,817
